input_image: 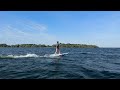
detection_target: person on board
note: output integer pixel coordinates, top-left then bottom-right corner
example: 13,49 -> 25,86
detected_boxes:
55,41 -> 60,54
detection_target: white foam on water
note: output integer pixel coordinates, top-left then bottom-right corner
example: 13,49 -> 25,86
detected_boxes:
0,54 -> 39,59
14,54 -> 39,58
0,52 -> 69,59
43,52 -> 69,58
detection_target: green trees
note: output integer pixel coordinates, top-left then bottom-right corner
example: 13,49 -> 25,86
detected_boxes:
0,44 -> 9,47
58,43 -> 98,48
0,43 -> 99,48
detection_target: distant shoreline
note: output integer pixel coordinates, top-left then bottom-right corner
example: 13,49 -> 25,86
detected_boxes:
0,43 -> 99,48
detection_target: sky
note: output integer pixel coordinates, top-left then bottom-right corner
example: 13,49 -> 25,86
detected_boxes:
0,11 -> 120,47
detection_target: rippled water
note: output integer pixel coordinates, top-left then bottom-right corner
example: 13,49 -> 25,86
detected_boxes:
0,47 -> 120,79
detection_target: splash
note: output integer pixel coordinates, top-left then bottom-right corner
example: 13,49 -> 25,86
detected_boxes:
0,53 -> 68,59
0,54 -> 40,59
0,54 -> 68,59
44,53 -> 68,58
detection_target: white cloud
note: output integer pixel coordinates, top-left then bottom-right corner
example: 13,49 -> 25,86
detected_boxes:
27,21 -> 47,31
15,19 -> 47,33
0,19 -> 57,45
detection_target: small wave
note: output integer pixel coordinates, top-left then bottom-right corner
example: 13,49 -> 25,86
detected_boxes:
80,52 -> 88,54
0,53 -> 65,59
80,52 -> 95,55
101,53 -> 120,56
0,54 -> 39,59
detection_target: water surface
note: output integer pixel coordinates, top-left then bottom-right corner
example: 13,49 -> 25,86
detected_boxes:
0,47 -> 120,79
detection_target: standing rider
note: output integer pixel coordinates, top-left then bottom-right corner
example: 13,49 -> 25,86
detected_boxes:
55,41 -> 60,54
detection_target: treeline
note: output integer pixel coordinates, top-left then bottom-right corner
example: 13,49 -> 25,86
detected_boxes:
52,43 -> 99,48
0,43 -> 99,48
0,44 -> 51,47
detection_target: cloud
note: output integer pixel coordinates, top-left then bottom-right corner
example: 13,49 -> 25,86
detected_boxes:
0,19 -> 57,45
27,20 -> 47,31
16,19 -> 47,32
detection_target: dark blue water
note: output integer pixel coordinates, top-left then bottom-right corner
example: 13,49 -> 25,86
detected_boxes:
0,47 -> 120,79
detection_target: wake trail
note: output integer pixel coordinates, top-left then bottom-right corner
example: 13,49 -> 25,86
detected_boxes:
0,53 -> 69,59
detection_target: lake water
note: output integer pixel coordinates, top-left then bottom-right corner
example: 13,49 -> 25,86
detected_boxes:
0,47 -> 120,79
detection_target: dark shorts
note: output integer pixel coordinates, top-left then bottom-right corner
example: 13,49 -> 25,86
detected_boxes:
57,46 -> 59,49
